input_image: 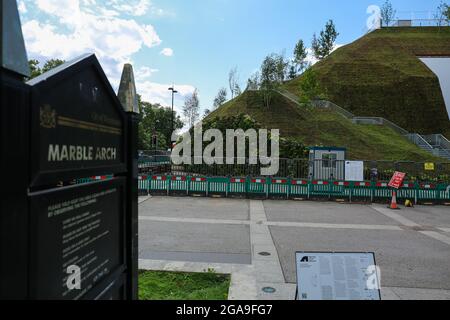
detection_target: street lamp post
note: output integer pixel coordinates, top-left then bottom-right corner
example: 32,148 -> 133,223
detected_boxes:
168,86 -> 178,152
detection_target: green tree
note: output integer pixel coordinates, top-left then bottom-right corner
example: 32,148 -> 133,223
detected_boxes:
381,0 -> 396,27
311,33 -> 320,60
288,64 -> 297,80
279,137 -> 308,159
312,20 -> 339,60
293,39 -> 308,74
213,88 -> 228,110
436,1 -> 450,25
203,114 -> 307,159
28,59 -> 41,79
183,89 -> 200,129
138,97 -> 184,150
27,58 -> 65,80
260,53 -> 287,108
28,59 -> 65,80
246,72 -> 260,91
228,67 -> 240,99
298,68 -> 325,103
42,59 -> 65,73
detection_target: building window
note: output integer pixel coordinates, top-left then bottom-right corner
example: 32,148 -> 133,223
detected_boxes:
322,153 -> 337,168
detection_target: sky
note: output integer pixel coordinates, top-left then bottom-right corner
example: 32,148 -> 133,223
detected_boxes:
17,0 -> 445,122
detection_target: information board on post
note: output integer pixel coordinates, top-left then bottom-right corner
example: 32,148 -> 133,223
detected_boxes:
295,252 -> 381,301
29,178 -> 126,300
388,171 -> 407,189
345,161 -> 364,182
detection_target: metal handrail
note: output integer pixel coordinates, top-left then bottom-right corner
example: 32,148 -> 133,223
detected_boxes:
406,134 -> 434,152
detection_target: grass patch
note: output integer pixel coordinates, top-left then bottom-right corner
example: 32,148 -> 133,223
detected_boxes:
139,270 -> 231,300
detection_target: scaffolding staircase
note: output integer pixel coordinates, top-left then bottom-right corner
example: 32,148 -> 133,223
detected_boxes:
275,89 -> 450,161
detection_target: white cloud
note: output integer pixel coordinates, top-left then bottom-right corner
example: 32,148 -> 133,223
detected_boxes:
22,0 -> 161,86
108,0 -> 151,17
135,66 -> 159,81
137,81 -> 195,110
18,1 -> 27,13
305,44 -> 344,66
160,48 -> 174,57
20,0 -> 193,111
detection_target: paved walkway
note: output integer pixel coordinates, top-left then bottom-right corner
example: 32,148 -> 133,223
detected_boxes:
138,196 -> 450,300
139,198 -> 295,299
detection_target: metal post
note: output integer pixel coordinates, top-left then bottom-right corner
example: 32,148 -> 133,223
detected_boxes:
118,64 -> 140,300
0,0 -> 31,299
168,87 -> 178,152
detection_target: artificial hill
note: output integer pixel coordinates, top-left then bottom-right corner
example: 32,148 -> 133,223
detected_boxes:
284,27 -> 450,138
206,90 -> 442,161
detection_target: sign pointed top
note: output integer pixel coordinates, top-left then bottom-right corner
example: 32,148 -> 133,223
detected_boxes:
1,0 -> 30,77
118,64 -> 139,114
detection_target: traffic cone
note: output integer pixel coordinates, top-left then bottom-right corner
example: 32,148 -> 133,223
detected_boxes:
389,191 -> 400,210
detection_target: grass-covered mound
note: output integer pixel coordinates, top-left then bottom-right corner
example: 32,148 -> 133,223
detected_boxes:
206,90 -> 442,161
284,27 -> 450,137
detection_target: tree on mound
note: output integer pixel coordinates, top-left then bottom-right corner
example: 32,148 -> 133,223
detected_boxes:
312,20 -> 339,60
260,53 -> 288,109
298,68 -> 326,104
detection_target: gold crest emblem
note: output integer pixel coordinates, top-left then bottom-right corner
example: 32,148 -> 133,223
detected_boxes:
40,105 -> 57,129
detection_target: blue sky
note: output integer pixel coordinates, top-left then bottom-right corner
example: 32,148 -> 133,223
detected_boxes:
18,0 -> 445,121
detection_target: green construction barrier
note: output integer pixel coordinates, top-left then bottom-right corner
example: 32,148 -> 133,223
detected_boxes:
229,177 -> 247,196
290,179 -> 309,198
248,178 -> 268,197
76,178 -> 93,184
373,182 -> 391,200
397,182 -> 417,202
150,175 -> 169,194
438,183 -> 450,202
208,177 -> 229,196
136,174 -> 450,204
350,181 -> 373,201
269,178 -> 290,197
189,177 -> 208,195
310,180 -> 331,198
331,181 -> 350,199
417,183 -> 439,203
170,176 -> 189,195
138,175 -> 150,194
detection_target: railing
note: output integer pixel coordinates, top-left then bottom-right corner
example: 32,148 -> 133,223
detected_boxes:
138,157 -> 450,183
423,134 -> 450,150
406,134 -> 435,153
382,19 -> 450,28
250,90 -> 450,160
352,117 -> 409,135
311,100 -> 355,119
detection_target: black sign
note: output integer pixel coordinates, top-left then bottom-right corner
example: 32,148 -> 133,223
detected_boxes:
28,55 -> 127,187
29,178 -> 126,300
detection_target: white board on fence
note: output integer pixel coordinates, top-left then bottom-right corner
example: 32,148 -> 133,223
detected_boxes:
295,252 -> 381,300
345,161 -> 364,182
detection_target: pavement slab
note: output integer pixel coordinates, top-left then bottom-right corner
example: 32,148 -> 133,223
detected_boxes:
140,196 -> 250,221
264,201 -> 401,226
270,226 -> 450,290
